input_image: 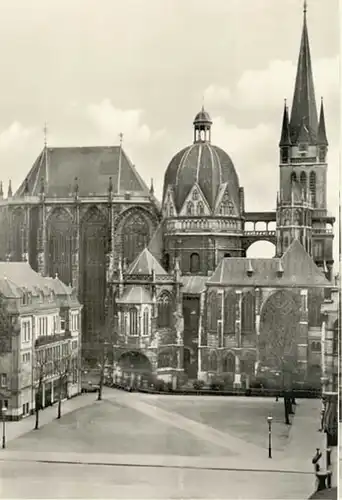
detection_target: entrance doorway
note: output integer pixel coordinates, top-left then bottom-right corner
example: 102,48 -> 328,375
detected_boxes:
183,347 -> 198,379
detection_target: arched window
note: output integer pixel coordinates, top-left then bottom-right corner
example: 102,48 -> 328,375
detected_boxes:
284,235 -> 289,249
208,351 -> 218,372
309,171 -> 316,207
190,253 -> 200,273
121,212 -> 150,266
163,253 -> 170,272
308,290 -> 323,327
290,172 -> 297,183
187,202 -> 194,215
143,308 -> 149,336
169,205 -> 174,217
223,353 -> 235,373
241,292 -> 255,334
281,147 -> 289,163
283,210 -> 290,226
157,293 -> 172,328
224,291 -> 236,334
294,209 -> 301,225
129,308 -> 138,336
300,171 -> 307,195
207,292 -> 218,331
197,201 -> 204,215
192,190 -> 198,201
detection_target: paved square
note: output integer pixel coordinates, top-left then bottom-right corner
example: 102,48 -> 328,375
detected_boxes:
0,389 -> 322,499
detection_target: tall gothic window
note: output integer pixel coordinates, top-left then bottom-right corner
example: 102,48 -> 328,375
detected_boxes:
284,235 -> 289,250
223,352 -> 235,373
163,253 -> 170,272
11,208 -> 25,262
308,290 -> 323,327
207,292 -> 218,331
187,202 -> 194,215
143,308 -> 149,336
121,212 -> 150,266
309,171 -> 316,206
241,292 -> 255,334
290,172 -> 297,183
190,252 -> 200,273
129,308 -> 138,336
300,171 -> 307,195
48,208 -> 73,287
224,291 -> 236,334
208,351 -> 218,371
157,292 -> 172,328
197,201 -> 204,215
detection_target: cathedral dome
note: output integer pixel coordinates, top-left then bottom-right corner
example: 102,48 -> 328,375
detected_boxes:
163,109 -> 240,213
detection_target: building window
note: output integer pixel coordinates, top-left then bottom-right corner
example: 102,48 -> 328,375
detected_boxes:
169,205 -> 174,217
284,235 -> 289,249
186,201 -> 194,216
143,308 -> 149,336
157,293 -> 172,328
311,341 -> 321,352
0,374 -> 7,388
290,171 -> 297,183
224,291 -> 236,335
190,252 -> 200,273
22,353 -> 31,363
309,171 -> 316,206
208,351 -> 218,372
207,292 -> 218,331
129,308 -> 138,336
333,320 -> 338,355
300,171 -> 307,195
308,290 -> 323,327
197,201 -> 204,215
319,147 -> 326,163
163,253 -> 170,272
192,190 -> 198,201
241,292 -> 255,334
281,147 -> 289,163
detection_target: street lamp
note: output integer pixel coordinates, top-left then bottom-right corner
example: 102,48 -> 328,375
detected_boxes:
267,414 -> 273,459
2,406 -> 7,449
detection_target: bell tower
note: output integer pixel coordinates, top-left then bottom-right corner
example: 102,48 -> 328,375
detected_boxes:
276,1 -> 334,278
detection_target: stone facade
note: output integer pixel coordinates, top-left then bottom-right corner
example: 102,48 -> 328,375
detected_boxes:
0,262 -> 82,420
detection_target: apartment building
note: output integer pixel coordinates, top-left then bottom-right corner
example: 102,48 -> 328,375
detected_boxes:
0,262 -> 82,420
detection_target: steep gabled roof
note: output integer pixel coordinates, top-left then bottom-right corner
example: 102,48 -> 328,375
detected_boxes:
127,248 -> 167,276
15,146 -> 150,198
208,239 -> 329,288
148,223 -> 164,262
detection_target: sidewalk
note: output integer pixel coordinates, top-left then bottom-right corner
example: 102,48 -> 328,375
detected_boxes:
5,392 -> 99,443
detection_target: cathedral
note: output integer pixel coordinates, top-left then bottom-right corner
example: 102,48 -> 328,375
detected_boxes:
0,5 -> 337,387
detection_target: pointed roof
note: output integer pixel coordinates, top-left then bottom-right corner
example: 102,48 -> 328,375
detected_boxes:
317,98 -> 329,146
127,248 -> 167,276
147,223 -> 164,262
279,102 -> 292,146
208,239 -> 330,287
15,146 -> 150,198
289,5 -> 318,144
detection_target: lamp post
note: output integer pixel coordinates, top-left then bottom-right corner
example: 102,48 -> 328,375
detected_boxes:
267,414 -> 273,459
2,406 -> 7,449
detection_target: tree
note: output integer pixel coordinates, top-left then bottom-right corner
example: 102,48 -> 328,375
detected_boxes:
54,353 -> 72,419
33,352 -> 47,430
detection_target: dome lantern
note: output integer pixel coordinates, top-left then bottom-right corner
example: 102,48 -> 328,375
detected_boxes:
193,106 -> 212,144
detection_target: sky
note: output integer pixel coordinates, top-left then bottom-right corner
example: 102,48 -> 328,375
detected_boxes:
0,0 -> 339,261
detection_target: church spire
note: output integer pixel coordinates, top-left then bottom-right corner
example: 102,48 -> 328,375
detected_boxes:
289,1 -> 318,144
279,99 -> 291,146
317,97 -> 328,146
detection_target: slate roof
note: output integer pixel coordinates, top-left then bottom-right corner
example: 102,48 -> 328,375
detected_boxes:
0,262 -> 75,298
116,285 -> 153,304
127,248 -> 167,276
289,9 -> 318,144
163,140 -> 240,212
181,276 -> 207,295
208,240 -> 330,288
147,223 -> 164,262
15,146 -> 150,198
